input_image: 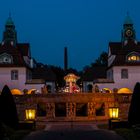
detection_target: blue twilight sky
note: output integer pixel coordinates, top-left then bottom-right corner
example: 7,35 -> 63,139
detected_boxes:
0,0 -> 140,70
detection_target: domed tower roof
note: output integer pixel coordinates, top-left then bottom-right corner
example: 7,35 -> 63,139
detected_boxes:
5,13 -> 15,27
124,12 -> 133,25
2,13 -> 17,45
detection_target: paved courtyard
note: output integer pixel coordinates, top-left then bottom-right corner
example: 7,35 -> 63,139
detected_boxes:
23,121 -> 124,140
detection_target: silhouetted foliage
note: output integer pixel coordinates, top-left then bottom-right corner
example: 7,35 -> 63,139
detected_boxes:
49,65 -> 65,88
128,82 -> 140,126
91,51 -> 108,66
0,85 -> 18,129
65,68 -> 79,75
83,51 -> 107,73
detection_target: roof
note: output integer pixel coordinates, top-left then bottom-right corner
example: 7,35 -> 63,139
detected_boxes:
109,41 -> 140,67
17,43 -> 30,57
32,67 -> 56,82
0,43 -> 26,67
82,66 -> 107,81
109,41 -> 140,55
93,78 -> 114,83
64,73 -> 80,81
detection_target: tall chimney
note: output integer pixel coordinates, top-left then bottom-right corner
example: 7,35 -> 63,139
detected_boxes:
64,47 -> 68,71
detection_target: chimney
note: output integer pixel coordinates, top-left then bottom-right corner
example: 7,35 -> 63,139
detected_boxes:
64,47 -> 68,71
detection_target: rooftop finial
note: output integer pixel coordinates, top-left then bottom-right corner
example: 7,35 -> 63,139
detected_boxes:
124,12 -> 133,25
6,12 -> 14,26
127,11 -> 129,16
9,11 -> 11,18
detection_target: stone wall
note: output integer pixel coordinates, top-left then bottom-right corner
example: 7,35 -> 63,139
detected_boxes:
14,93 -> 132,123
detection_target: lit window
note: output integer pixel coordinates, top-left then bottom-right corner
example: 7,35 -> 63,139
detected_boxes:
127,53 -> 140,62
121,69 -> 128,79
11,70 -> 18,80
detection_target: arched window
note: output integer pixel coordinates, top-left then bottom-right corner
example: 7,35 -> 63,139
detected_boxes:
117,88 -> 132,94
47,85 -> 52,93
127,52 -> 140,62
87,84 -> 93,93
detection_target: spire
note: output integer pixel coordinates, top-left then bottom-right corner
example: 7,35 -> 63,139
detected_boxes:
124,12 -> 133,25
2,14 -> 17,46
121,13 -> 136,45
5,12 -> 14,26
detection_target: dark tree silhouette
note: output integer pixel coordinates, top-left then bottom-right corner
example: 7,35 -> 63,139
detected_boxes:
128,82 -> 140,126
49,65 -> 65,88
0,85 -> 18,129
91,51 -> 108,66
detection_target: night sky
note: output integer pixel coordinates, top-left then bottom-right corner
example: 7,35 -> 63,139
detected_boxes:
0,0 -> 140,70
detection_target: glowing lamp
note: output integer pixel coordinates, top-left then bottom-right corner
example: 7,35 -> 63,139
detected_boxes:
25,109 -> 36,120
109,107 -> 119,119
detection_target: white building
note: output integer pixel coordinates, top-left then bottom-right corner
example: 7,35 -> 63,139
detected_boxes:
83,14 -> 140,93
0,16 -> 55,94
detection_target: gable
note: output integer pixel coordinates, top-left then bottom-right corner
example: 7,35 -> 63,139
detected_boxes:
0,53 -> 13,64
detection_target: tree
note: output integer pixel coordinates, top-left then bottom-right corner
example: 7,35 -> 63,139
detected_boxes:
0,85 -> 18,129
49,65 -> 65,88
128,82 -> 140,126
91,51 -> 108,66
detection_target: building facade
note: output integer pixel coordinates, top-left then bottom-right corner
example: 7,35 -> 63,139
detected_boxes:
0,15 -> 55,94
83,14 -> 140,93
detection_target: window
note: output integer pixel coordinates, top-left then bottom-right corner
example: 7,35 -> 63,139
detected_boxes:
127,52 -> 140,62
11,70 -> 18,80
107,69 -> 113,80
121,69 -> 128,79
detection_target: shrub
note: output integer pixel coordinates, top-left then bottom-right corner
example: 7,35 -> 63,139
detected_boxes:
0,85 -> 19,129
128,82 -> 140,126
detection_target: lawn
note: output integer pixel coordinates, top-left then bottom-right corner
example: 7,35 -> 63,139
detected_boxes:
97,123 -> 140,140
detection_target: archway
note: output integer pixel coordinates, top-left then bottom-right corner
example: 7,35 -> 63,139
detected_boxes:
87,84 -> 93,92
11,89 -> 23,95
102,88 -> 112,93
47,85 -> 52,93
118,88 -> 132,94
28,89 -> 37,94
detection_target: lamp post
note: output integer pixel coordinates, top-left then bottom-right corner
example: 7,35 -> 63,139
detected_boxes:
108,107 -> 119,129
25,109 -> 36,129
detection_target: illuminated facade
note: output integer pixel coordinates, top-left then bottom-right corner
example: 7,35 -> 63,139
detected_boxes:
64,73 -> 80,93
83,14 -> 140,93
0,16 -> 55,94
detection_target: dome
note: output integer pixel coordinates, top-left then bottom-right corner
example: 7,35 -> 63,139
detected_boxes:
117,88 -> 132,94
64,73 -> 80,82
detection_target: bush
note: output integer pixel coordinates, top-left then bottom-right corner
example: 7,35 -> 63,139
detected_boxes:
0,85 -> 19,129
128,82 -> 140,126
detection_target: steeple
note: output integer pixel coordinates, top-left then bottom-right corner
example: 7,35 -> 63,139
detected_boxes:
121,13 -> 136,46
124,12 -> 133,25
2,14 -> 17,46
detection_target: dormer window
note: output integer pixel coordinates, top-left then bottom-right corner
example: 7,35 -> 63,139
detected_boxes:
0,53 -> 13,64
127,52 -> 140,62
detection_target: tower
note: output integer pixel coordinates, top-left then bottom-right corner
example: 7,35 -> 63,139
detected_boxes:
121,13 -> 136,46
64,47 -> 68,71
2,14 -> 17,46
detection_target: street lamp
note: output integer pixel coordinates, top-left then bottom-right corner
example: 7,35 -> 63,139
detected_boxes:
25,109 -> 36,120
109,107 -> 119,119
25,109 -> 36,129
108,107 -> 119,129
